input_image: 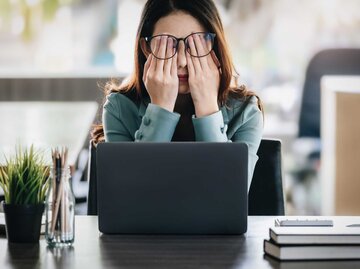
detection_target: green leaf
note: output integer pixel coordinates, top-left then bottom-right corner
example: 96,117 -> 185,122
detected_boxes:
0,144 -> 49,205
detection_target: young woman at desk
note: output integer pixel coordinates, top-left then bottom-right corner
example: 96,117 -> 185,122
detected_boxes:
92,0 -> 263,181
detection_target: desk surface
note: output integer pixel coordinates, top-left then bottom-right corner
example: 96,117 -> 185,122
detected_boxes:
1,216 -> 360,269
0,102 -> 98,167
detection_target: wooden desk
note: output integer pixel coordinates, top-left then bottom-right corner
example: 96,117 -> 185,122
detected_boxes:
0,102 -> 98,167
1,216 -> 360,269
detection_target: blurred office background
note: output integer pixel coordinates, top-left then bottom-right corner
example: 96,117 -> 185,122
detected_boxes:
1,0 -> 360,215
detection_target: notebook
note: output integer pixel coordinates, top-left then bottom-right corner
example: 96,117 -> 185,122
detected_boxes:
96,142 -> 248,235
264,217 -> 360,260
270,225 -> 360,244
264,240 -> 360,260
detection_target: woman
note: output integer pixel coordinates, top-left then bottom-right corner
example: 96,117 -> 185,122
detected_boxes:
92,0 -> 263,186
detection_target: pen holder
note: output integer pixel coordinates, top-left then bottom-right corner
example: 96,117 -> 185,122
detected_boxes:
45,166 -> 75,247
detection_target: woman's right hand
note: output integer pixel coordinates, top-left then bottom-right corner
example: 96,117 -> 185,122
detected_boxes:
142,36 -> 178,112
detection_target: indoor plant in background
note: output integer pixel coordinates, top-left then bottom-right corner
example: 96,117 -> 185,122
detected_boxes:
0,145 -> 49,243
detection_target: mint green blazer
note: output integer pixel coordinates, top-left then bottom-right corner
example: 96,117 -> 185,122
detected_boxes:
103,92 -> 263,189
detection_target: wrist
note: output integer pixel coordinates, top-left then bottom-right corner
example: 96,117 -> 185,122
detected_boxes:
151,99 -> 176,112
194,101 -> 219,118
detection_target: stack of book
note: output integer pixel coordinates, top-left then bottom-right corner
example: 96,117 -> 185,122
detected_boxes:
264,221 -> 360,260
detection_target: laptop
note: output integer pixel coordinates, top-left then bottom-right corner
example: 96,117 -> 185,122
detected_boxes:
96,142 -> 248,235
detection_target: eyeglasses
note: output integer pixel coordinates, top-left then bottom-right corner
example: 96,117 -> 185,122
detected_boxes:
144,32 -> 216,60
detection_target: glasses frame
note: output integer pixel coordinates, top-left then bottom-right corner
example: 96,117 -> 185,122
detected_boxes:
144,32 -> 216,60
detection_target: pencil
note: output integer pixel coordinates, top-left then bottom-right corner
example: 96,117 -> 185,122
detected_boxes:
51,179 -> 63,235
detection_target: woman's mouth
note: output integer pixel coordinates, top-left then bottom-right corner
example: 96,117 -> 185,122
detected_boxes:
178,74 -> 188,82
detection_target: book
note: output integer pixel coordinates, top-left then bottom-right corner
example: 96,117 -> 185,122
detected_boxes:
264,254 -> 360,269
270,226 -> 360,245
264,239 -> 360,260
275,218 -> 333,227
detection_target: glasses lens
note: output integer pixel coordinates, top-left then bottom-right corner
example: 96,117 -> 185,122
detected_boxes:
186,33 -> 214,57
149,35 -> 177,60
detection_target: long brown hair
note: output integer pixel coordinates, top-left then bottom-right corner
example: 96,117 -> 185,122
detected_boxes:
92,0 -> 263,144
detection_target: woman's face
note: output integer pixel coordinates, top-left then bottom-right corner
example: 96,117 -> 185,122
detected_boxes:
151,11 -> 207,95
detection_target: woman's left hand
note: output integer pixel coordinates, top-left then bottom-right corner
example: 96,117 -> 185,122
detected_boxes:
186,34 -> 221,117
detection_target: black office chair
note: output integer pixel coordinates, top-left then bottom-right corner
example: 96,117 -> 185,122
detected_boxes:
299,48 -> 360,139
87,139 -> 285,216
87,140 -> 98,215
293,48 -> 360,185
248,139 -> 284,215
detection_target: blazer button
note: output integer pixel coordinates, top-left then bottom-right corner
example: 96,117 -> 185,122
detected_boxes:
220,125 -> 227,134
136,131 -> 143,140
143,116 -> 151,126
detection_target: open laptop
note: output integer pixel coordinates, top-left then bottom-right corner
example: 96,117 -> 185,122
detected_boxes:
96,142 -> 248,235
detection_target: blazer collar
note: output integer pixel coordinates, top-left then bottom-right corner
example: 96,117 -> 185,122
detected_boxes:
220,106 -> 229,125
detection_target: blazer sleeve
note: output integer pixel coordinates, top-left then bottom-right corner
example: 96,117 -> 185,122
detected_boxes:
134,104 -> 180,142
231,101 -> 263,189
192,110 -> 229,142
103,94 -> 133,141
103,93 -> 180,142
192,98 -> 263,190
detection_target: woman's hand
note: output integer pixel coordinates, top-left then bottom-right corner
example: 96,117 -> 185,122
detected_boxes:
143,36 -> 178,112
186,34 -> 221,117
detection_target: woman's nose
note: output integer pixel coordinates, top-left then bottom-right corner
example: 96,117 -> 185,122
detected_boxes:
177,42 -> 187,68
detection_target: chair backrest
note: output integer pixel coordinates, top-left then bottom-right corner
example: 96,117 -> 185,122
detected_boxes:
87,140 -> 98,215
299,48 -> 360,138
248,139 -> 285,215
87,139 -> 285,216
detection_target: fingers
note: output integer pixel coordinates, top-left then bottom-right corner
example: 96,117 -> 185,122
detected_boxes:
187,35 -> 202,72
143,54 -> 153,82
210,51 -> 220,68
208,50 -> 221,71
154,36 -> 167,72
193,33 -> 209,69
152,37 -> 161,58
186,49 -> 195,77
164,38 -> 174,75
145,36 -> 177,84
170,48 -> 177,77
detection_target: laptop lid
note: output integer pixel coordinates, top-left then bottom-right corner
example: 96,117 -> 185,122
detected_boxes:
97,142 -> 248,235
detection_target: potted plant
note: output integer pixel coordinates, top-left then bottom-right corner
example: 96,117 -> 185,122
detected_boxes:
0,145 -> 49,243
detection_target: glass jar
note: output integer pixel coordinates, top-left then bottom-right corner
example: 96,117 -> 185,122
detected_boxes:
45,166 -> 75,247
